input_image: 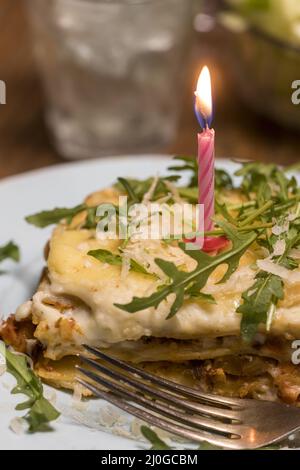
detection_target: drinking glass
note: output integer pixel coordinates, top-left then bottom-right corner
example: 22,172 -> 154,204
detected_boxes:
27,0 -> 193,159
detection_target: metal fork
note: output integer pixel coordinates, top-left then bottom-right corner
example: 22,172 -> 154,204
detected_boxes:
77,345 -> 300,449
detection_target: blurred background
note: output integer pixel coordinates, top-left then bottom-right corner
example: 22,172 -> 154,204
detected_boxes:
0,0 -> 300,179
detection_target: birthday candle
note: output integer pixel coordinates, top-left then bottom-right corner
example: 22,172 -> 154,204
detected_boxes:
194,66 -> 227,252
198,126 -> 215,233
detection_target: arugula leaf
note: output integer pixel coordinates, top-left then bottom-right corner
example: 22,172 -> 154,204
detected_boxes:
285,162 -> 300,173
117,178 -> 139,203
88,249 -> 123,266
238,214 -> 300,339
130,259 -> 150,275
140,426 -> 171,450
25,204 -> 86,228
215,200 -> 237,225
178,187 -> 198,203
88,249 -> 149,275
83,207 -> 98,229
215,169 -> 233,191
238,273 -> 284,341
169,156 -> 233,192
115,221 -> 257,319
235,162 -> 295,206
0,342 -> 60,432
188,290 -> 216,304
168,155 -> 197,187
115,176 -> 181,203
198,441 -> 222,450
0,241 -> 20,263
231,0 -> 270,14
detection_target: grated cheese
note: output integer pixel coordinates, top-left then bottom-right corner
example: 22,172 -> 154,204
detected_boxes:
272,239 -> 286,256
9,417 -> 27,435
257,259 -> 300,283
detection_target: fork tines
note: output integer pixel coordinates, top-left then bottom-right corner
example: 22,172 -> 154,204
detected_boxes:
77,345 -> 247,449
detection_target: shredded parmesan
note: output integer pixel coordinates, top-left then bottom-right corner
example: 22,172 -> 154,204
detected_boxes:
272,239 -> 286,256
272,225 -> 285,236
0,358 -> 6,376
290,248 -> 300,260
9,417 -> 27,435
164,180 -> 183,203
71,383 -> 88,411
83,260 -> 93,269
156,195 -> 172,204
142,175 -> 159,204
121,255 -> 131,279
272,218 -> 289,236
122,239 -> 196,281
99,405 -> 121,427
77,242 -> 90,252
288,213 -> 297,222
257,259 -> 300,283
45,388 -> 57,405
204,266 -> 255,295
72,383 -> 83,402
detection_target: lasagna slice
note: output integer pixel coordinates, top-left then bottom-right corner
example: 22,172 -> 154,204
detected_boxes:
1,162 -> 300,405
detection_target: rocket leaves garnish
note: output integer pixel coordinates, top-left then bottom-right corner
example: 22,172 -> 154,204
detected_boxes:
25,204 -> 86,228
140,426 -> 172,450
238,218 -> 300,340
168,155 -> 198,187
25,175 -> 182,229
238,274 -> 284,341
234,162 -> 297,203
88,249 -> 123,266
0,342 -> 60,432
215,169 -> 234,191
115,175 -> 181,203
117,178 -> 139,204
0,241 -> 20,264
88,249 -> 150,275
115,221 -> 258,319
169,155 -> 233,191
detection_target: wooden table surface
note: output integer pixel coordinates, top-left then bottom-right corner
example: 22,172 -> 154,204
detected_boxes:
0,1 -> 299,180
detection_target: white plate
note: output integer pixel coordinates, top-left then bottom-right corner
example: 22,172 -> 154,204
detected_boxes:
0,155 -> 238,450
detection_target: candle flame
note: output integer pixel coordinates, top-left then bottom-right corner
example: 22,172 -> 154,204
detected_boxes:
195,66 -> 213,128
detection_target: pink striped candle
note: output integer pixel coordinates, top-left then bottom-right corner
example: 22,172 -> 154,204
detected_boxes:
195,66 -> 228,252
198,127 -> 215,233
